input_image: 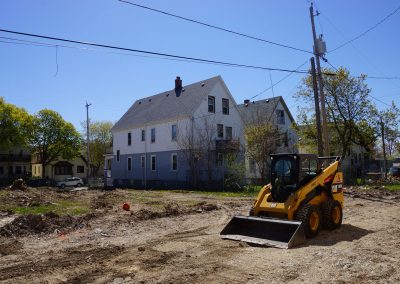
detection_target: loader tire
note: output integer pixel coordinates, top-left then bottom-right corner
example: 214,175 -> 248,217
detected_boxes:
249,208 -> 255,216
321,199 -> 342,230
295,204 -> 321,238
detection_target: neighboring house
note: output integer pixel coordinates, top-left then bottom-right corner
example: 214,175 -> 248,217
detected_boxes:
0,147 -> 31,184
31,154 -> 88,182
111,76 -> 244,189
237,96 -> 298,182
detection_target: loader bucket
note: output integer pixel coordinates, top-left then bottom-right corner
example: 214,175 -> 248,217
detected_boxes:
220,216 -> 306,249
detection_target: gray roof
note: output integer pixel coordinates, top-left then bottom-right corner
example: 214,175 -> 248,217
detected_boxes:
112,76 -> 221,132
236,96 -> 295,125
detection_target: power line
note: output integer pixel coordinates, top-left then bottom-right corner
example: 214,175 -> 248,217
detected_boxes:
249,60 -> 309,100
118,0 -> 313,55
0,28 -> 310,74
329,4 -> 400,53
3,34 -> 400,82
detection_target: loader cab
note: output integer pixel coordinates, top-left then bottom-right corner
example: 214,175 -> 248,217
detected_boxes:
270,154 -> 319,202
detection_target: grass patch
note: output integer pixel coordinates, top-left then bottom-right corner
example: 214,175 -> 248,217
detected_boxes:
1,200 -> 90,216
382,184 -> 400,191
161,189 -> 258,198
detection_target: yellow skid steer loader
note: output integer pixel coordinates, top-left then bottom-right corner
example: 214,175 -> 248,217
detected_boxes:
221,154 -> 344,248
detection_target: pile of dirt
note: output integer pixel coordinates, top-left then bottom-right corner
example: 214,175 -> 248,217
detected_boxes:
91,191 -> 130,210
0,189 -> 53,208
132,202 -> 219,221
0,237 -> 22,256
0,212 -> 94,237
9,179 -> 28,191
345,186 -> 400,202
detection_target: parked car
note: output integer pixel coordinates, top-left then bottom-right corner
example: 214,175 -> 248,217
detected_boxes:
389,166 -> 400,177
56,177 -> 84,189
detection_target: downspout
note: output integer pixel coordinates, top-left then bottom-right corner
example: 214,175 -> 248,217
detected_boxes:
144,125 -> 147,190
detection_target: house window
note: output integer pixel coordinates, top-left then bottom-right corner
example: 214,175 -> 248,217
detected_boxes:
54,165 -> 72,175
283,132 -> 289,147
151,155 -> 156,171
141,129 -> 145,141
0,166 -> 3,175
216,153 -> 223,166
171,124 -> 177,141
9,166 -> 13,175
276,109 -> 285,124
171,153 -> 178,171
141,156 -> 145,168
116,150 -> 120,162
208,96 -> 215,113
222,98 -> 229,115
127,157 -> 132,171
217,124 -> 224,138
128,132 -> 132,146
16,166 -> 21,174
77,166 -> 85,173
151,128 -> 156,143
225,126 -> 232,140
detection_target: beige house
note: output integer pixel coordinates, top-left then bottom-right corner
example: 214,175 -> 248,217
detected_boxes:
32,155 -> 88,182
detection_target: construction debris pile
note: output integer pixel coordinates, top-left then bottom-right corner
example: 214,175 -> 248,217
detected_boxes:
9,179 -> 28,191
0,212 -> 93,237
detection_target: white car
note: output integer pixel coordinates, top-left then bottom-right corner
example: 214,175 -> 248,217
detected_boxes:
56,177 -> 84,189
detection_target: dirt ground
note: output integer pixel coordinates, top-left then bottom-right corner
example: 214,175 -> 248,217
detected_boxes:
0,187 -> 399,283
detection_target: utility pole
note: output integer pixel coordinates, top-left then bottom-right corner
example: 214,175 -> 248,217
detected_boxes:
85,102 -> 92,182
380,117 -> 387,179
310,2 -> 329,156
310,57 -> 323,156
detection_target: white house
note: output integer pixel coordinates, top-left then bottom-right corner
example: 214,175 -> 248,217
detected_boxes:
111,76 -> 244,189
237,96 -> 298,182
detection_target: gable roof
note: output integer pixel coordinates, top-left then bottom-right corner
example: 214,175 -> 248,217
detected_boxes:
236,96 -> 295,124
112,76 -> 221,132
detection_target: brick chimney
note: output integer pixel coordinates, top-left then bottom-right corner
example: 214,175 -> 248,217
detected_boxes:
175,76 -> 182,97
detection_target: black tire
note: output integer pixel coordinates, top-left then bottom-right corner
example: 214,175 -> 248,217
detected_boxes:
295,204 -> 322,238
321,199 -> 342,230
60,184 -> 65,189
249,208 -> 255,216
77,183 -> 82,187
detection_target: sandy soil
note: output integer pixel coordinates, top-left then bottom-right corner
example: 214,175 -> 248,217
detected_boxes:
0,188 -> 399,283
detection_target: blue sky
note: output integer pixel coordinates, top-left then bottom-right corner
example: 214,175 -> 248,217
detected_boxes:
1,0 -> 399,132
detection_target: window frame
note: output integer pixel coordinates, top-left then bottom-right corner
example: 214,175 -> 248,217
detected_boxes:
128,132 -> 132,146
151,128 -> 156,143
225,126 -> 232,140
127,156 -> 132,171
141,129 -> 145,141
141,155 -> 145,168
171,153 -> 178,171
276,109 -> 285,125
208,96 -> 215,113
217,124 -> 224,138
77,165 -> 85,173
171,124 -> 177,141
222,98 -> 229,115
151,155 -> 156,171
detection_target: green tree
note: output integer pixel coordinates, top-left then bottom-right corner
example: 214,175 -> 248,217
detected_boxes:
0,97 -> 32,150
377,102 -> 399,178
29,109 -> 82,178
296,67 -> 377,158
245,123 -> 280,182
84,121 -> 113,176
